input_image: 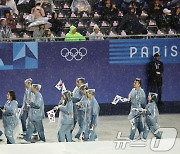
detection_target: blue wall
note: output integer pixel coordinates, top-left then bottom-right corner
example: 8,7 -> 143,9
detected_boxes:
0,38 -> 179,107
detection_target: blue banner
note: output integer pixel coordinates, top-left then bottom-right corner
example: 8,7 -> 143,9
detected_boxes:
109,38 -> 180,64
0,38 -> 180,107
0,42 -> 38,70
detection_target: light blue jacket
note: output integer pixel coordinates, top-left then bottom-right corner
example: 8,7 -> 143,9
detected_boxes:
21,88 -> 33,116
145,101 -> 159,126
128,87 -> 146,119
3,100 -> 18,128
28,92 -> 45,121
86,97 -> 100,127
59,100 -> 73,125
72,86 -> 82,103
78,95 -> 88,111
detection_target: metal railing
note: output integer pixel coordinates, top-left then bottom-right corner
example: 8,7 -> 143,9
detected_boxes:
1,34 -> 180,42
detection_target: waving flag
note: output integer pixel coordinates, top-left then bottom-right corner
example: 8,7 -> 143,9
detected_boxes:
55,80 -> 63,91
112,95 -> 121,105
47,109 -> 56,122
112,95 -> 129,105
62,83 -> 67,94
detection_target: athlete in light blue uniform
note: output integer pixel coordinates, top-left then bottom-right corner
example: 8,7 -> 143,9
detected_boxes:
20,78 -> 33,135
24,84 -> 45,143
128,78 -> 146,140
57,90 -> 74,142
75,83 -> 88,140
141,93 -> 161,141
2,91 -> 18,144
71,77 -> 85,133
84,89 -> 100,141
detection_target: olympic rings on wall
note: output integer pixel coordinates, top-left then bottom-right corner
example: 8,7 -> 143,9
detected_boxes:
60,47 -> 87,61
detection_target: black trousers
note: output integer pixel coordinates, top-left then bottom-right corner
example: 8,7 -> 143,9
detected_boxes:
149,77 -> 162,103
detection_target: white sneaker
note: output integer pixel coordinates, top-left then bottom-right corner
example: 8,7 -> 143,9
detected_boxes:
130,139 -> 136,142
37,140 -> 45,143
73,138 -> 81,142
141,138 -> 147,142
21,140 -> 31,144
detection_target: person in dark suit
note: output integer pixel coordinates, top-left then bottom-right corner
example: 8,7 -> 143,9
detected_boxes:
148,53 -> 164,105
117,6 -> 147,35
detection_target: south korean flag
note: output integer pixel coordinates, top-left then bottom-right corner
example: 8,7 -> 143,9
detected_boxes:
47,109 -> 56,122
112,95 -> 129,105
112,95 -> 121,105
55,80 -> 63,91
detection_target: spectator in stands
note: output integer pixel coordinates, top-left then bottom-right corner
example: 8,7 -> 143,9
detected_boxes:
156,8 -> 172,32
148,0 -> 162,21
133,0 -> 144,17
31,1 -> 45,21
148,53 -> 164,106
16,0 -> 35,14
48,12 -> 62,36
43,28 -> 55,42
4,10 -> 16,29
109,2 -> 119,21
71,0 -> 91,13
101,0 -> 111,21
89,24 -> 104,40
171,7 -> 180,33
0,18 -> 12,41
0,0 -> 19,15
0,0 -> 11,17
64,25 -> 86,42
40,0 -> 56,15
117,6 -> 147,35
33,24 -> 45,41
91,0 -> 104,12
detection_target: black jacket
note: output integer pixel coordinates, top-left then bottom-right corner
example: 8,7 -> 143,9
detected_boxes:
148,60 -> 164,80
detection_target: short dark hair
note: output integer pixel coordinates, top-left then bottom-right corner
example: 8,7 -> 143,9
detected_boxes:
153,53 -> 160,57
8,90 -> 16,100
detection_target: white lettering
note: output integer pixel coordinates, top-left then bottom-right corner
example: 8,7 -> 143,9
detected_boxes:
130,47 -> 137,58
141,47 -> 148,58
164,46 -> 167,57
171,46 -> 178,57
153,46 -> 160,56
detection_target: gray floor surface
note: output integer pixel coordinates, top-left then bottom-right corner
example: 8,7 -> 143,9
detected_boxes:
0,114 -> 179,144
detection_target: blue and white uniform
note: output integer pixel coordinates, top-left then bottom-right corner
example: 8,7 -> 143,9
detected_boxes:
75,94 -> 88,139
58,100 -> 74,142
142,101 -> 161,139
84,97 -> 100,141
20,88 -> 33,133
24,91 -> 45,142
128,87 -> 146,140
71,86 -> 83,132
2,100 -> 18,144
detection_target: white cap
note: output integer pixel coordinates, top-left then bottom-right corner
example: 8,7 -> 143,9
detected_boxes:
24,78 -> 33,84
79,83 -> 88,90
93,24 -> 100,31
0,18 -> 6,21
163,8 -> 171,14
32,84 -> 42,91
87,89 -> 95,94
76,77 -> 85,82
148,92 -> 158,98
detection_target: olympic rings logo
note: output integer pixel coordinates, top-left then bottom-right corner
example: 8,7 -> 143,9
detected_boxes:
60,47 -> 87,61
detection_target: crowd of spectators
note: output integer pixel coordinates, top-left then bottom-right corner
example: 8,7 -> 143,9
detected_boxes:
0,0 -> 179,41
